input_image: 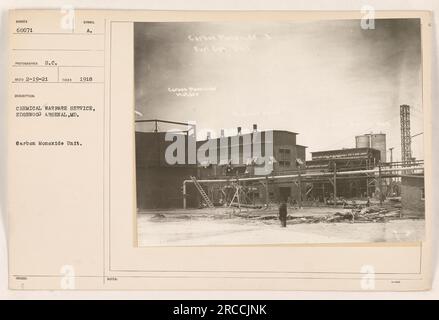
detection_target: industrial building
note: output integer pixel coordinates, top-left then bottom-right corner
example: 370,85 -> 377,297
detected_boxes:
135,130 -> 198,209
197,126 -> 306,178
136,107 -> 424,211
135,120 -> 306,209
401,174 -> 425,218
195,126 -> 307,206
305,147 -> 382,200
135,119 -> 202,209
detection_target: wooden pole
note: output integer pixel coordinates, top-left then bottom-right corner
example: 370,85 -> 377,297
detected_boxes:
389,147 -> 394,190
298,165 -> 302,208
333,162 -> 337,206
366,159 -> 369,198
389,147 -> 394,166
379,162 -> 383,206
265,175 -> 269,207
183,181 -> 187,209
366,178 -> 369,198
237,178 -> 241,209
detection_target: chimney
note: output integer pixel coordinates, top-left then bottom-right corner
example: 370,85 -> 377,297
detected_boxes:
237,127 -> 242,135
253,124 -> 257,132
207,131 -> 211,140
220,129 -> 225,137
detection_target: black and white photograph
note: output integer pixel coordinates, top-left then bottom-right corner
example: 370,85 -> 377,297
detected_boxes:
134,19 -> 425,246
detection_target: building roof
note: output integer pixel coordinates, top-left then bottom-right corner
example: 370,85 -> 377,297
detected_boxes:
196,129 -> 298,142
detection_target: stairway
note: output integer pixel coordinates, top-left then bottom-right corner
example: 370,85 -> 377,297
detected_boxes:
190,176 -> 214,208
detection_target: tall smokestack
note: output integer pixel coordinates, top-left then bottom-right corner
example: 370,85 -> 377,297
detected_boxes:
237,127 -> 242,135
253,124 -> 257,132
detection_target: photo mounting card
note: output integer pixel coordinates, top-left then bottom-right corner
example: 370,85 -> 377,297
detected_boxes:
7,9 -> 433,291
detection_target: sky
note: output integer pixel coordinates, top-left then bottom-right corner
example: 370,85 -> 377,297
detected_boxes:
134,19 -> 423,162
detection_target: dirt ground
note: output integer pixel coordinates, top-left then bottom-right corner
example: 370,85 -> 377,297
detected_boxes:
137,207 -> 425,246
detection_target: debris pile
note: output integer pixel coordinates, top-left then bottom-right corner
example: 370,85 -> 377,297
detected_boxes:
318,206 -> 400,224
241,205 -> 401,224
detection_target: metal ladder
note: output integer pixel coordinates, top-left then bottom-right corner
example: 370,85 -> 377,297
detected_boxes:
190,176 -> 214,208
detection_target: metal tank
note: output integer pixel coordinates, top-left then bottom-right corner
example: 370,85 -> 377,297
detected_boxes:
355,135 -> 371,149
370,133 -> 386,163
355,133 -> 386,163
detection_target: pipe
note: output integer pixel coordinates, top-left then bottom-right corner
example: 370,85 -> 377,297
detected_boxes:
183,166 -> 423,185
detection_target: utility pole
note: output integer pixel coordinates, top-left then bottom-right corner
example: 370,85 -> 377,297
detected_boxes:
366,159 -> 369,197
298,165 -> 302,208
388,147 -> 394,193
236,177 -> 241,210
378,162 -> 383,206
333,162 -> 337,206
389,147 -> 394,167
183,181 -> 187,209
265,175 -> 269,208
295,158 -> 304,208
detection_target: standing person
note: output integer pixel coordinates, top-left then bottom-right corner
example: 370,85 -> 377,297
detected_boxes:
279,201 -> 287,227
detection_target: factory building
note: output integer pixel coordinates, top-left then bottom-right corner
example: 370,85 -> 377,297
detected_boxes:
305,147 -> 382,200
135,121 -> 306,209
307,148 -> 382,171
197,126 -> 306,178
196,126 -> 307,205
136,119 -> 395,209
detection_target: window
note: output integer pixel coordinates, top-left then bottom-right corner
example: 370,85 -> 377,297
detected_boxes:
278,149 -> 291,164
421,187 -> 425,200
279,161 -> 291,167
